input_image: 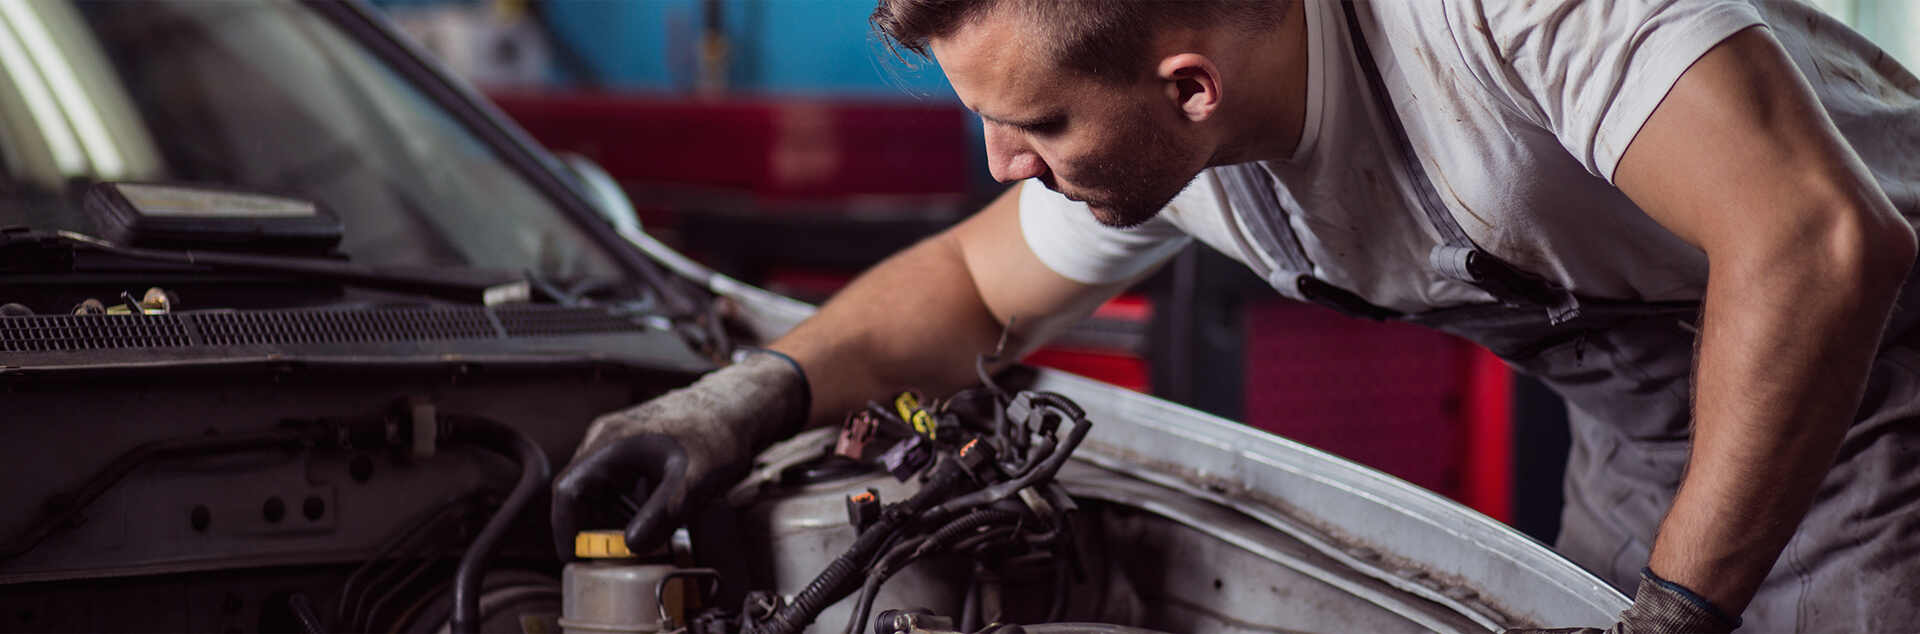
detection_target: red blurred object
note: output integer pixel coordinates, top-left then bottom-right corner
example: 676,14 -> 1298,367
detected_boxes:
1242,300 -> 1512,518
1022,294 -> 1153,392
1458,344 -> 1514,522
1087,293 -> 1151,322
1023,349 -> 1149,393
487,91 -> 970,201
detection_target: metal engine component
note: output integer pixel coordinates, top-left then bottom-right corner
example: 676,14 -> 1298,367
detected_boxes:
734,432 -> 969,633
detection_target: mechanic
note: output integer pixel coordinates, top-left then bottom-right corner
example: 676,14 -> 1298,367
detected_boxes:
555,1 -> 1920,631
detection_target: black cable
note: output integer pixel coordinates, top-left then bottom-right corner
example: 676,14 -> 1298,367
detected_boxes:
960,564 -> 983,634
844,536 -> 931,634
936,412 -> 1089,516
928,510 -> 1022,549
289,593 -> 327,634
1045,558 -> 1070,623
364,524 -> 471,631
947,525 -> 1019,555
750,455 -> 982,633
340,494 -> 484,627
845,510 -> 1023,634
348,498 -> 488,631
1026,393 -> 1085,424
975,320 -> 1017,400
442,416 -> 552,634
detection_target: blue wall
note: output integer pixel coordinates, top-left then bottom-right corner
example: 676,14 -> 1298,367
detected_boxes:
542,0 -> 958,100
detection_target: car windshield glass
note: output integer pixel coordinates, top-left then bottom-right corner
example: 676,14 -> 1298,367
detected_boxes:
0,0 -> 622,284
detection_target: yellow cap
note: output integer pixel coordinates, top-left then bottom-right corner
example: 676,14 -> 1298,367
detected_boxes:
575,530 -> 634,558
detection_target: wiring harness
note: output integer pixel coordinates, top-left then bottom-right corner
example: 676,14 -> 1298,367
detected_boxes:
736,360 -> 1092,634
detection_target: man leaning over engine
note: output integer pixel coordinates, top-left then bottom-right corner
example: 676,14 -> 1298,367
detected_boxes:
554,1 -> 1920,631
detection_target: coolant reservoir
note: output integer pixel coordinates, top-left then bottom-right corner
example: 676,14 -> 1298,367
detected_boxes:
561,530 -> 676,634
738,466 -> 968,633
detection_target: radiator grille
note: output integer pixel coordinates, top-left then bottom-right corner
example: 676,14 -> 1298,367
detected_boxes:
0,314 -> 192,352
0,306 -> 651,352
194,309 -> 497,345
495,305 -> 645,337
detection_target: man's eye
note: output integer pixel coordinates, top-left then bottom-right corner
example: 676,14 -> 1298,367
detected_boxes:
1019,118 -> 1065,135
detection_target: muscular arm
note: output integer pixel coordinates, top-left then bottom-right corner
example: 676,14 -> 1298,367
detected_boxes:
767,181 -> 1141,425
1614,27 -> 1916,614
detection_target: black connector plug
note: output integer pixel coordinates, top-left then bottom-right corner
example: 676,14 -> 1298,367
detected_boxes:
847,488 -> 881,532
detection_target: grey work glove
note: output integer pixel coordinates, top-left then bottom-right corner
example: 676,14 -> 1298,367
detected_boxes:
1504,568 -> 1741,634
551,351 -> 809,558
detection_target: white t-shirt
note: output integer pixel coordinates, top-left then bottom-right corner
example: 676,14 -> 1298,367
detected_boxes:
1020,0 -> 1920,314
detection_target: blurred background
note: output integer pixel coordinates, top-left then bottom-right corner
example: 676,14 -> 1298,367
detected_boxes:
367,0 -> 1920,544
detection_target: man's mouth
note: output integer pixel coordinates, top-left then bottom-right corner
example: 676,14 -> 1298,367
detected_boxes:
1040,178 -> 1092,204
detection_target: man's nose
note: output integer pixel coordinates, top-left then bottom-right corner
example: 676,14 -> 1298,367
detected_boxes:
984,125 -> 1046,183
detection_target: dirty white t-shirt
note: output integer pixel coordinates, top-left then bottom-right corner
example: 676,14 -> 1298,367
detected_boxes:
1020,0 -> 1920,314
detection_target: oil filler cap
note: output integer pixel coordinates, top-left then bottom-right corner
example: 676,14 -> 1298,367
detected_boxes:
575,530 -> 633,558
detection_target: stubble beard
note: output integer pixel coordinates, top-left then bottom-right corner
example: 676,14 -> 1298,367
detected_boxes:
1065,107 -> 1208,230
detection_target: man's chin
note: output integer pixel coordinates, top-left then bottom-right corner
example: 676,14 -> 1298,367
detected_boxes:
1086,202 -> 1161,230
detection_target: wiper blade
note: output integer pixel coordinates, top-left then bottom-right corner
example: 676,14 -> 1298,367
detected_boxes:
0,228 -> 529,305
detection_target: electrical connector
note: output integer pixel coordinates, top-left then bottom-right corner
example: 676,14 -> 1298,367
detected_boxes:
836,412 -> 878,460
845,488 -> 881,532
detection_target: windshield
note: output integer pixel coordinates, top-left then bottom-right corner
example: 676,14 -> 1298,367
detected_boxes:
0,0 -> 622,284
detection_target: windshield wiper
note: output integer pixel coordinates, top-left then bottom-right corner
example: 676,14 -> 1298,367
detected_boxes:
0,228 -> 530,305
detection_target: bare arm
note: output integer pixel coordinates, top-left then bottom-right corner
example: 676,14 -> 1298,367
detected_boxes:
1614,27 -> 1916,614
768,181 -> 1142,425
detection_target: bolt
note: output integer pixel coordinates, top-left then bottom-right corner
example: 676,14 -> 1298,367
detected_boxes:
191,505 -> 211,532
263,497 -> 285,523
303,496 -> 325,521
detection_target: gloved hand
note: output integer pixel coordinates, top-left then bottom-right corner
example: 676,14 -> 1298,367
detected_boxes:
1504,568 -> 1741,634
552,351 -> 809,558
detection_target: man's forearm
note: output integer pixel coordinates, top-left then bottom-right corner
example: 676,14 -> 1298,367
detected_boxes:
1650,208 -> 1912,614
765,183 -> 1135,427
767,232 -> 1008,426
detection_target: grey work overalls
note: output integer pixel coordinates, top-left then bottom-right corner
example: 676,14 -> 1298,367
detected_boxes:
1210,5 -> 1920,630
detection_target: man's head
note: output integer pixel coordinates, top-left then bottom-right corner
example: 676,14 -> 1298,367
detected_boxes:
873,0 -> 1300,228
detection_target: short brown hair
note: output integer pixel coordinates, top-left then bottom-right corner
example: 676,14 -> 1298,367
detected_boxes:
871,0 -> 1286,84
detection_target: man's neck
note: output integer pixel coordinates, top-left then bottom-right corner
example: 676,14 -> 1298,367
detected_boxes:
1212,0 -> 1309,166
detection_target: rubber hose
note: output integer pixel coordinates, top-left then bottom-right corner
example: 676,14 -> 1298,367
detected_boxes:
443,416 -> 552,634
1027,392 -> 1085,423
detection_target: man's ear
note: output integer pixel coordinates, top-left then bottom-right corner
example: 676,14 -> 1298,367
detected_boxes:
1158,53 -> 1221,122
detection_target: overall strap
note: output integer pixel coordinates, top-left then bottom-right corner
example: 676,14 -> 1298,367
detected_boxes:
1217,163 -> 1401,321
1338,2 -> 1584,325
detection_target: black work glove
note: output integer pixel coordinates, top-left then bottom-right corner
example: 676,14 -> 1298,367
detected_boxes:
1504,568 -> 1741,634
552,351 -> 809,558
